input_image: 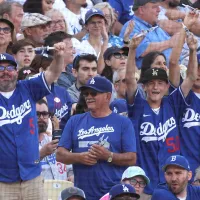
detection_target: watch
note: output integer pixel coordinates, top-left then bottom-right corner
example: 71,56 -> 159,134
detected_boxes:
107,152 -> 113,163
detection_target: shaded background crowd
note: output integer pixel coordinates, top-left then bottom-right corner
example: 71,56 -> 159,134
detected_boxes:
1,0 -> 200,199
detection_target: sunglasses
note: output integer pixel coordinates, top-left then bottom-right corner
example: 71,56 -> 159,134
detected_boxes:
113,52 -> 128,59
193,179 -> 200,185
82,91 -> 100,97
115,78 -> 126,84
0,65 -> 17,72
0,27 -> 11,34
36,111 -> 50,119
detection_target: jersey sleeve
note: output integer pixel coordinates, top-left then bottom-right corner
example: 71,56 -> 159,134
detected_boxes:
168,86 -> 192,119
127,88 -> 145,118
58,116 -> 74,151
22,72 -> 53,102
121,117 -> 137,152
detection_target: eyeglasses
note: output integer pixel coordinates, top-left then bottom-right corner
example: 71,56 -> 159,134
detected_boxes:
0,65 -> 16,72
128,179 -> 146,188
115,79 -> 126,84
50,20 -> 65,27
88,20 -> 103,26
0,27 -> 11,34
82,91 -> 99,97
36,111 -> 50,119
113,52 -> 128,59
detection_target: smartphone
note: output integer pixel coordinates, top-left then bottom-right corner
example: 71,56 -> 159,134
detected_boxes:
52,129 -> 62,141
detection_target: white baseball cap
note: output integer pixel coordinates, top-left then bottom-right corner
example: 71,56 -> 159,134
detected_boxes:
121,166 -> 150,185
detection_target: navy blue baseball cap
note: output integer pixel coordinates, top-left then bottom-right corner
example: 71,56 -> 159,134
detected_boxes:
85,8 -> 105,24
141,68 -> 168,84
162,155 -> 191,172
0,53 -> 17,67
133,0 -> 162,11
109,184 -> 140,200
80,76 -> 112,93
197,53 -> 200,65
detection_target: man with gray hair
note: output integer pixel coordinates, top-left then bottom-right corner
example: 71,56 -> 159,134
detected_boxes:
21,13 -> 52,46
0,1 -> 24,33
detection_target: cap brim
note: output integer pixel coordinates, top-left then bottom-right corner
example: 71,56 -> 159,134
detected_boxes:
80,85 -> 106,93
162,164 -> 188,172
86,14 -> 105,23
141,78 -> 168,84
0,18 -> 14,31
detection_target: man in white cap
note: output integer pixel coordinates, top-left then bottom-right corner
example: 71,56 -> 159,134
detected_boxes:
21,13 -> 52,46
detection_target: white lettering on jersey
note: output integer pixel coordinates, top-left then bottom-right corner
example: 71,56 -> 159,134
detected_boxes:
77,125 -> 114,139
140,117 -> 176,142
54,103 -> 69,120
182,108 -> 200,128
0,100 -> 31,126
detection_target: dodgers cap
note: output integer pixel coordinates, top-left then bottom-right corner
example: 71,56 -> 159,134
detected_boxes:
0,53 -> 17,67
141,68 -> 168,84
109,184 -> 140,200
162,155 -> 190,172
80,76 -> 112,93
85,8 -> 105,23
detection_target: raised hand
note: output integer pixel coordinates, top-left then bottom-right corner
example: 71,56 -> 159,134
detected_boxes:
53,42 -> 66,57
124,20 -> 135,42
186,33 -> 198,51
129,34 -> 145,50
184,10 -> 199,30
101,20 -> 109,42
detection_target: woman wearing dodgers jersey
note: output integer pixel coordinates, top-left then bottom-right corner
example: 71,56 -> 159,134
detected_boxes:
125,12 -> 198,198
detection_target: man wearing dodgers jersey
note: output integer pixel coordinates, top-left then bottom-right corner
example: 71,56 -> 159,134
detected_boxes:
169,52 -> 200,178
0,42 -> 67,199
152,155 -> 200,200
125,34 -> 198,196
57,76 -> 137,200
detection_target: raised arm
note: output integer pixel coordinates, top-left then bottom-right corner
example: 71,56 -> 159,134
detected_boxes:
168,28 -> 186,87
44,42 -> 66,86
126,35 -> 144,104
181,34 -> 198,97
97,21 -> 108,75
169,11 -> 198,88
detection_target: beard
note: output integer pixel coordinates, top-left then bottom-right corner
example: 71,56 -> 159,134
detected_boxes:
0,73 -> 18,92
38,121 -> 48,134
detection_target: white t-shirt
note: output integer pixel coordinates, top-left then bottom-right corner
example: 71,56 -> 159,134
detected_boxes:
39,134 -> 67,180
53,0 -> 88,35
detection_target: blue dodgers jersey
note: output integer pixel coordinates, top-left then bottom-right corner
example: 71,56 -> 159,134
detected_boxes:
108,0 -> 134,25
127,87 -> 189,194
152,183 -> 200,200
46,85 -> 72,130
0,73 -> 52,182
179,91 -> 200,177
59,112 -> 136,200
